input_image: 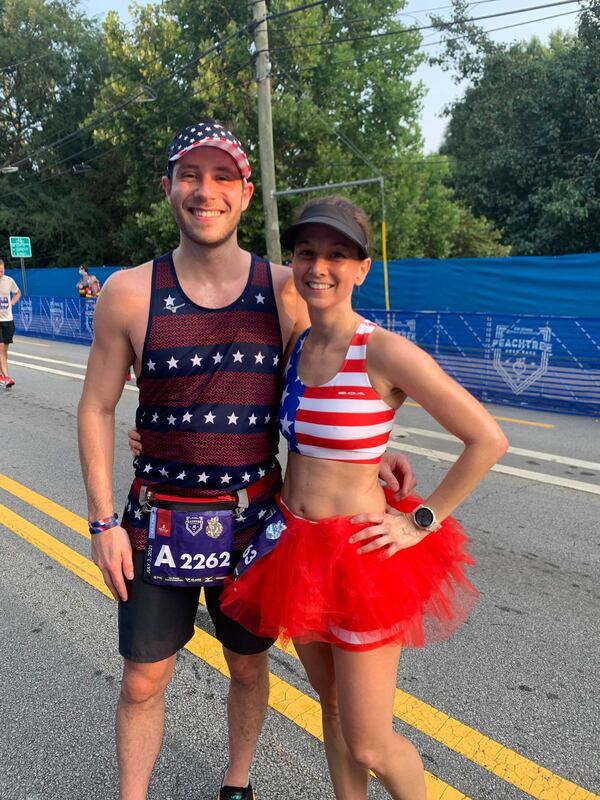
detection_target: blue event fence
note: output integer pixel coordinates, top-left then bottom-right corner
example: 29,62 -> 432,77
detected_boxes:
12,297 -> 600,418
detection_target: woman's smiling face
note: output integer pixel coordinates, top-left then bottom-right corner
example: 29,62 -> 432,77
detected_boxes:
292,223 -> 371,310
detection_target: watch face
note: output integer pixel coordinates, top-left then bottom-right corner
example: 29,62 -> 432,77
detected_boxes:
414,507 -> 434,528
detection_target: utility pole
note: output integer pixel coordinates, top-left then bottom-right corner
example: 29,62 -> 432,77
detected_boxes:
250,0 -> 282,264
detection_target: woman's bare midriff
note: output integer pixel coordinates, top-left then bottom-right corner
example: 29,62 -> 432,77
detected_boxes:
281,451 -> 386,519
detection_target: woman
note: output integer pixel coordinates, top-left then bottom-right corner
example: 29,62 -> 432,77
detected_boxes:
220,195 -> 509,800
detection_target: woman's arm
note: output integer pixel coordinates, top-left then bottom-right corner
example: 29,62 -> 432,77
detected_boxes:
352,329 -> 508,555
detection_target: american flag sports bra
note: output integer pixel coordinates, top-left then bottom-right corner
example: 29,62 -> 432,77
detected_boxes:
279,320 -> 396,464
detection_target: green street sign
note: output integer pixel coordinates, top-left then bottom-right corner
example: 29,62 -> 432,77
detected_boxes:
9,236 -> 32,258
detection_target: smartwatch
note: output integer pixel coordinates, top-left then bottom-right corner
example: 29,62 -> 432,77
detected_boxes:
411,505 -> 441,533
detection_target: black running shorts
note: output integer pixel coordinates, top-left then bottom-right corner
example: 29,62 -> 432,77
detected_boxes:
118,551 -> 274,662
0,320 -> 15,344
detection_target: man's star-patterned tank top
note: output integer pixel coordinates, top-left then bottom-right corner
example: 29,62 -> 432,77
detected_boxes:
121,251 -> 283,552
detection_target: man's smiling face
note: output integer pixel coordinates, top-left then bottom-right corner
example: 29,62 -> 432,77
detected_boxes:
162,146 -> 254,248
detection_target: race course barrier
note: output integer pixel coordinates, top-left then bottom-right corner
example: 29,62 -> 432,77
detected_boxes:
12,297 -> 600,417
359,310 -> 600,418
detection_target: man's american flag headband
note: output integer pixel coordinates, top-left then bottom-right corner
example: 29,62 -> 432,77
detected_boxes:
167,122 -> 251,180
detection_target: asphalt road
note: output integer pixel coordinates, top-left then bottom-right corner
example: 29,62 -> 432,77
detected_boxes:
1,335 -> 599,800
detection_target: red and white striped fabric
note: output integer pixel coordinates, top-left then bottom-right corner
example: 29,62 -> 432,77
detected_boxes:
279,320 -> 396,463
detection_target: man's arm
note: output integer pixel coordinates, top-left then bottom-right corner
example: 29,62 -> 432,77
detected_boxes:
77,275 -> 135,600
11,286 -> 21,305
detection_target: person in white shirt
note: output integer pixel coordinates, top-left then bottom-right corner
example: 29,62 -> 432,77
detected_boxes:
0,258 -> 21,387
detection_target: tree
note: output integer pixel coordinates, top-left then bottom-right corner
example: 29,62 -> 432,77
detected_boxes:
89,0 -> 466,263
0,0 -> 114,265
447,206 -> 511,257
436,1 -> 600,255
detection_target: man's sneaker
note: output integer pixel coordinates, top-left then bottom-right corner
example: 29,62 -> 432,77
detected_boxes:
218,782 -> 255,800
5,376 -> 15,388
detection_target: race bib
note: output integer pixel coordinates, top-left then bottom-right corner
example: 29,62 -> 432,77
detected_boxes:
144,506 -> 235,586
0,296 -> 9,310
234,504 -> 287,579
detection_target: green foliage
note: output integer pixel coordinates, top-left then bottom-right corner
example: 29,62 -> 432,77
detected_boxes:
0,0 -> 115,265
1,0 -> 496,265
447,206 -> 511,258
437,1 -> 600,255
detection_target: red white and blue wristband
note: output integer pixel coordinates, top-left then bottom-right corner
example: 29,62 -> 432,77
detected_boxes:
89,513 -> 119,535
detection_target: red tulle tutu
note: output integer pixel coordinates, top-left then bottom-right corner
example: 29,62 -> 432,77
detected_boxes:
221,492 -> 479,651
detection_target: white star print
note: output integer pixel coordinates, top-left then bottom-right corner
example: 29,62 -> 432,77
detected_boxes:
143,463 -> 152,474
248,414 -> 257,425
126,501 -> 131,512
258,509 -> 266,519
255,352 -> 265,364
134,508 -> 142,520
280,414 -> 292,434
198,472 -> 208,483
213,352 -> 223,364
227,413 -> 239,425
255,293 -> 265,304
182,412 -> 192,423
273,355 -> 280,366
164,295 -> 176,307
258,468 -> 266,478
147,359 -> 156,371
167,356 -> 179,369
204,411 -> 216,424
167,415 -> 176,425
159,467 -> 169,477
232,350 -> 244,363
281,387 -> 290,404
221,473 -> 232,484
242,472 -> 251,483
151,413 -> 159,423
236,512 -> 246,523
264,413 -> 271,423
284,362 -> 292,376
191,354 -> 202,367
176,471 -> 186,481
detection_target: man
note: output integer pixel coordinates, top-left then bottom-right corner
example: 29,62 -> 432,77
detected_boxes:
78,119 -> 413,800
0,258 -> 21,388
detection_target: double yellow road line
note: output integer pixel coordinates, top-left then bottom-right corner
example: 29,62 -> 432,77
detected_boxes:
1,472 -> 597,800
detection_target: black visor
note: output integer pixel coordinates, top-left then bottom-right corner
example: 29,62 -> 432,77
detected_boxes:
280,204 -> 369,258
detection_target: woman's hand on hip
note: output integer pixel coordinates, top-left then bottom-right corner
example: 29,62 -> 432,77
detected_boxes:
349,507 -> 427,557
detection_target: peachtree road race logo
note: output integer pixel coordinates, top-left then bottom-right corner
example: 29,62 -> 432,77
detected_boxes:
49,300 -> 64,334
492,324 -> 552,394
19,298 -> 32,331
185,515 -> 205,537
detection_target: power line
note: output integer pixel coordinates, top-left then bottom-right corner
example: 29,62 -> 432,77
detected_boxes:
265,0 -> 332,22
267,0 -> 582,52
0,52 -> 56,73
0,60 -> 256,203
273,9 -> 581,77
12,49 -> 243,182
1,6 -> 586,201
3,0 -> 339,172
270,0 -> 511,32
7,24 -> 253,170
